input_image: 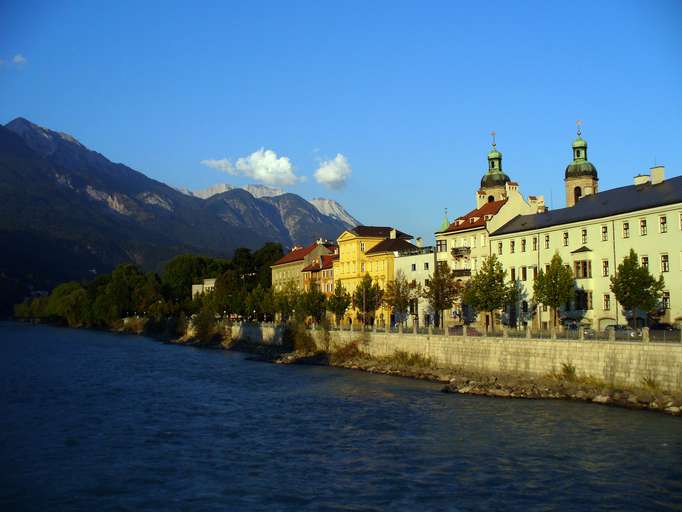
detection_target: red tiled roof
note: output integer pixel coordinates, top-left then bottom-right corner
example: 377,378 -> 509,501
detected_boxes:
272,242 -> 319,266
301,253 -> 338,272
439,199 -> 507,234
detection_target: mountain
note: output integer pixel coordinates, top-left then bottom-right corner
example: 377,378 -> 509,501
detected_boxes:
187,184 -> 360,227
0,117 -> 354,312
309,198 -> 360,227
188,183 -> 286,199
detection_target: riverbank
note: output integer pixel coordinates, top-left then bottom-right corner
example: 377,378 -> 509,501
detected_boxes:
211,333 -> 682,417
17,319 -> 682,416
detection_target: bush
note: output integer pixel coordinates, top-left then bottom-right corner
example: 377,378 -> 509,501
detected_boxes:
329,341 -> 363,364
384,350 -> 434,369
283,321 -> 318,353
561,362 -> 577,382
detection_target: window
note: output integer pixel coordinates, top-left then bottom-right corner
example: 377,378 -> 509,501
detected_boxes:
411,263 -> 416,272
602,259 -> 609,277
575,290 -> 592,310
497,242 -> 503,255
481,234 -> 486,247
563,232 -> 569,247
472,258 -> 478,271
436,240 -> 447,253
532,237 -> 538,251
660,215 -> 668,233
424,262 -> 429,271
640,219 -> 647,236
533,266 -> 538,279
623,222 -> 630,238
661,254 -> 669,272
641,256 -> 649,270
521,239 -> 526,252
581,229 -> 587,244
360,242 -> 365,252
574,260 -> 592,279
601,225 -> 608,241
545,264 -> 550,273
510,240 -> 515,254
662,291 -> 670,309
361,262 -> 365,272
544,234 -> 550,249
603,294 -> 611,311
521,266 -> 527,281
510,267 -> 516,281
472,236 -> 477,248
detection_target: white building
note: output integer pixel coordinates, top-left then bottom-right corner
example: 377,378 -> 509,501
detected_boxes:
393,240 -> 437,327
490,132 -> 682,330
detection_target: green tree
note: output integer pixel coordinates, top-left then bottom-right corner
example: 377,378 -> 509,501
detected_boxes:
462,255 -> 512,332
352,273 -> 383,325
161,254 -> 210,302
610,249 -> 665,327
533,252 -> 574,330
298,287 -> 327,323
245,284 -> 266,321
211,269 -> 247,317
253,242 -> 284,289
326,281 -> 351,326
422,263 -> 461,328
47,282 -> 89,327
384,270 -> 421,326
274,280 -> 301,321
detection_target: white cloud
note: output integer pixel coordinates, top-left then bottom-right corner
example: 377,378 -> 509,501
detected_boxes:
200,158 -> 233,173
314,153 -> 352,189
234,148 -> 302,186
12,54 -> 27,65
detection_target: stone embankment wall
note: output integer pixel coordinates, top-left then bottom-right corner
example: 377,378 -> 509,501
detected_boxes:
230,322 -> 285,345
230,323 -> 682,391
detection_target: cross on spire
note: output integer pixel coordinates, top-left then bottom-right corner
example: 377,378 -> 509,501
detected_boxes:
490,130 -> 497,149
576,120 -> 582,137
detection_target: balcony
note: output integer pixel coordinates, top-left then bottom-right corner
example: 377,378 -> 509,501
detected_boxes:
451,247 -> 471,258
452,269 -> 471,277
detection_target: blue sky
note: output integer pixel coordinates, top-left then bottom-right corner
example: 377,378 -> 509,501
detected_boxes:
2,1 -> 682,242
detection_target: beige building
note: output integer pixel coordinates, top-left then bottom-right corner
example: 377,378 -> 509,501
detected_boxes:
270,240 -> 337,291
435,139 -> 545,327
491,133 -> 682,330
191,278 -> 216,298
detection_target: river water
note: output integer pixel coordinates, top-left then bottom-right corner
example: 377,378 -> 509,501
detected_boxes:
1,322 -> 681,511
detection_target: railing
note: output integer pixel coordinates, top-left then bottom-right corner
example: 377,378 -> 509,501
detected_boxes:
451,247 -> 471,258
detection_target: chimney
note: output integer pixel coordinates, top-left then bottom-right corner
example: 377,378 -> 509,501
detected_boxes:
633,174 -> 650,186
650,165 -> 665,185
415,237 -> 423,248
389,228 -> 397,239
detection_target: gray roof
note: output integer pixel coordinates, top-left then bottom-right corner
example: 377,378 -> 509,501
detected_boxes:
492,175 -> 682,236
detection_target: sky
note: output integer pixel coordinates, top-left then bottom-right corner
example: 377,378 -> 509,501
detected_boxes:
2,0 -> 682,242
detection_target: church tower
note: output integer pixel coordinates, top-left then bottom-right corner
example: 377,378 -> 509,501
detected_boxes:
564,121 -> 598,207
476,131 -> 511,208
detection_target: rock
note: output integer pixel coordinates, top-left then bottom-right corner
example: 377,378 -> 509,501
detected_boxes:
592,395 -> 610,404
575,390 -> 586,400
489,388 -> 511,398
628,395 -> 639,405
664,406 -> 681,415
637,392 -> 654,405
458,386 -> 473,394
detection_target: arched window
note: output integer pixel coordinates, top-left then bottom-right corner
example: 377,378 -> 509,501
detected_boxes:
574,186 -> 582,203
576,149 -> 581,158
488,195 -> 495,203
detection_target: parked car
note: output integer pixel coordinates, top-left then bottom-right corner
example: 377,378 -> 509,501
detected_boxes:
582,327 -> 596,339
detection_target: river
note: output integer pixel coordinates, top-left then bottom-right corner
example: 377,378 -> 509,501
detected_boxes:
1,322 -> 681,511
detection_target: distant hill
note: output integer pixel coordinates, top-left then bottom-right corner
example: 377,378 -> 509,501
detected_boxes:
185,184 -> 361,227
0,117 -> 356,313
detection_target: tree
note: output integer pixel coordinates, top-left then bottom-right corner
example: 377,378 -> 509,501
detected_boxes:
533,252 -> 574,330
161,254 -> 210,302
610,249 -> 665,327
211,269 -> 247,317
422,263 -> 461,328
384,270 -> 421,326
462,255 -> 512,332
298,287 -> 327,323
274,280 -> 301,321
47,282 -> 89,327
326,281 -> 351,326
352,273 -> 383,325
253,242 -> 284,289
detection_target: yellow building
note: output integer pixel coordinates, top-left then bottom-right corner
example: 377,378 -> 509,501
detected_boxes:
333,226 -> 415,326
